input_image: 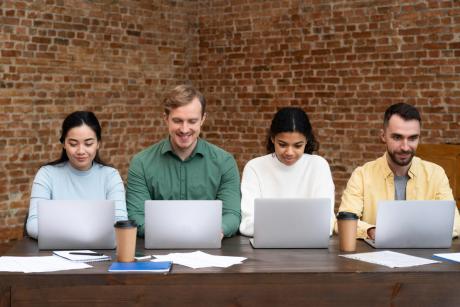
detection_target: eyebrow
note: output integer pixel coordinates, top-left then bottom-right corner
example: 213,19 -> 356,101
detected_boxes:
68,138 -> 96,142
390,133 -> 419,138
277,140 -> 305,145
171,117 -> 200,121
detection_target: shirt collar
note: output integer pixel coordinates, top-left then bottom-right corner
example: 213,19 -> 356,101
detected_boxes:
160,138 -> 205,159
407,157 -> 418,178
381,152 -> 417,179
380,153 -> 394,179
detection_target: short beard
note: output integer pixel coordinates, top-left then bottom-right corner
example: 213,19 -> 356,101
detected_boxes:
387,150 -> 415,167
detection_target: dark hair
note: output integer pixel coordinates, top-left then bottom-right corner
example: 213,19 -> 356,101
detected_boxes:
45,111 -> 109,167
383,103 -> 421,128
266,107 -> 319,154
163,84 -> 206,116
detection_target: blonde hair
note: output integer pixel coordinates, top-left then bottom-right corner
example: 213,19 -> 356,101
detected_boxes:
163,84 -> 206,116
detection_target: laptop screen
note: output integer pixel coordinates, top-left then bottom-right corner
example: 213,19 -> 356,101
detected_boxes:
144,200 -> 222,249
252,198 -> 332,248
38,200 -> 116,250
372,200 -> 455,248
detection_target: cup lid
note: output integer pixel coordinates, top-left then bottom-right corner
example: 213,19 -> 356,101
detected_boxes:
114,220 -> 137,228
336,211 -> 358,220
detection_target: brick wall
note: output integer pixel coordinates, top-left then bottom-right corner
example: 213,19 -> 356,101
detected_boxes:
197,0 -> 460,213
1,0 -> 460,242
0,0 -> 199,242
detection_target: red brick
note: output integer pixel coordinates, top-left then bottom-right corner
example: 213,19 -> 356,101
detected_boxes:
2,17 -> 20,25
1,50 -> 19,57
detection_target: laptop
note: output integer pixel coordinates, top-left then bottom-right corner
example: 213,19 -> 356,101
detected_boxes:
38,200 -> 116,250
249,198 -> 332,248
144,200 -> 222,249
364,200 -> 456,248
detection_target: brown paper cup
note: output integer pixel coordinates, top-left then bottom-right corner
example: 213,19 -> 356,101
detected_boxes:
337,212 -> 358,252
114,220 -> 137,262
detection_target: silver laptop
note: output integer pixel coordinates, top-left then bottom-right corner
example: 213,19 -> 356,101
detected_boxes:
364,200 -> 455,248
250,198 -> 332,249
144,200 -> 222,249
38,200 -> 116,250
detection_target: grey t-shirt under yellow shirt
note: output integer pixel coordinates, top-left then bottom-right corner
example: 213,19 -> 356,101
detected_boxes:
394,175 -> 409,200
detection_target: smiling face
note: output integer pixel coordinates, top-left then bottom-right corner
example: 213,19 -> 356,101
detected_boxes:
63,124 -> 100,171
164,97 -> 206,160
381,114 -> 420,169
272,132 -> 307,166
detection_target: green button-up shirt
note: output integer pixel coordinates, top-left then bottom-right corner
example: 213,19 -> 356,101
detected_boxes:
126,138 -> 241,237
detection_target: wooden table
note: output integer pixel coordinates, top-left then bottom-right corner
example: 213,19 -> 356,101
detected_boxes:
0,243 -> 13,257
1,236 -> 460,306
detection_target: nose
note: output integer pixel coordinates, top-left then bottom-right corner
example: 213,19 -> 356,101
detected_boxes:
401,139 -> 410,151
286,146 -> 294,155
180,122 -> 188,132
76,144 -> 85,154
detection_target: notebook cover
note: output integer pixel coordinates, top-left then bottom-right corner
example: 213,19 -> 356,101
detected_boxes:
108,261 -> 172,273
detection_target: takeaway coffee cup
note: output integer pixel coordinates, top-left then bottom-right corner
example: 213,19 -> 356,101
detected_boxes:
114,220 -> 137,262
336,212 -> 358,252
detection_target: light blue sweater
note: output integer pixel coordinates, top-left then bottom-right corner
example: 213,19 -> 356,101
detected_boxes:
26,161 -> 128,239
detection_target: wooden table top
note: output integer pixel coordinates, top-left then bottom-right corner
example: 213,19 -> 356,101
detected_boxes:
3,236 -> 460,307
2,235 -> 460,275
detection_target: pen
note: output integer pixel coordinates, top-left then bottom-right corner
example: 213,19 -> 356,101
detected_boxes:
69,252 -> 105,256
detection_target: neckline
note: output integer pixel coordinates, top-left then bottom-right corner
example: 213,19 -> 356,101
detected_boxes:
66,161 -> 96,176
271,153 -> 306,169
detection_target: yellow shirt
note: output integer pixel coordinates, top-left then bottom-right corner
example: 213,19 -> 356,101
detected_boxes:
338,153 -> 460,239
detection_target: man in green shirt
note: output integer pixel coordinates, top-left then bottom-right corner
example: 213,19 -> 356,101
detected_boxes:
126,84 -> 241,237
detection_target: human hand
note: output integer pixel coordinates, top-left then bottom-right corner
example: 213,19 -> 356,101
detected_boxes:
367,227 -> 376,240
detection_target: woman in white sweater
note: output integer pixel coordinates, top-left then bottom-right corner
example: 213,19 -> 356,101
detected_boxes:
239,107 -> 335,237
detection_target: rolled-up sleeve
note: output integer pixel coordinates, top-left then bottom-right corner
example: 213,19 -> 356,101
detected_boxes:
217,155 -> 241,237
338,167 -> 374,239
126,155 -> 151,237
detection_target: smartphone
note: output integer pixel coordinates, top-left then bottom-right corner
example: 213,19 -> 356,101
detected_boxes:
134,252 -> 151,261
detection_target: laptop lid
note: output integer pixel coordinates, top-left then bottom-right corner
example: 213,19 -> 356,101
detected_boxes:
369,200 -> 455,248
144,200 -> 222,249
250,198 -> 332,249
38,200 -> 116,250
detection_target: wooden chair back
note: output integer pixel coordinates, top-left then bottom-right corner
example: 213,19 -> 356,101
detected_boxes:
417,144 -> 460,209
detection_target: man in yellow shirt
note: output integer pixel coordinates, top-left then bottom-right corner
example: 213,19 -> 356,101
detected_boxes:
338,103 -> 460,239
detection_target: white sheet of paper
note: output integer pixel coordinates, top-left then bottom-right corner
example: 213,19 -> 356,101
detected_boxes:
0,256 -> 92,273
433,252 -> 460,263
0,257 -> 24,272
340,251 -> 440,268
153,251 -> 246,269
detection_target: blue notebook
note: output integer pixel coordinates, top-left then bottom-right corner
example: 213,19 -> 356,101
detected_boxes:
108,261 -> 172,273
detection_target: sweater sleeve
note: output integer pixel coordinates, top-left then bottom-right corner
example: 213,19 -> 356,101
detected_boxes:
105,168 -> 128,222
26,167 -> 53,239
239,162 -> 262,237
311,157 -> 336,235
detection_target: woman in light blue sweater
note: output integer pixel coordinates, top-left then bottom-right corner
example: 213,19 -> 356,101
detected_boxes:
26,111 -> 128,239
